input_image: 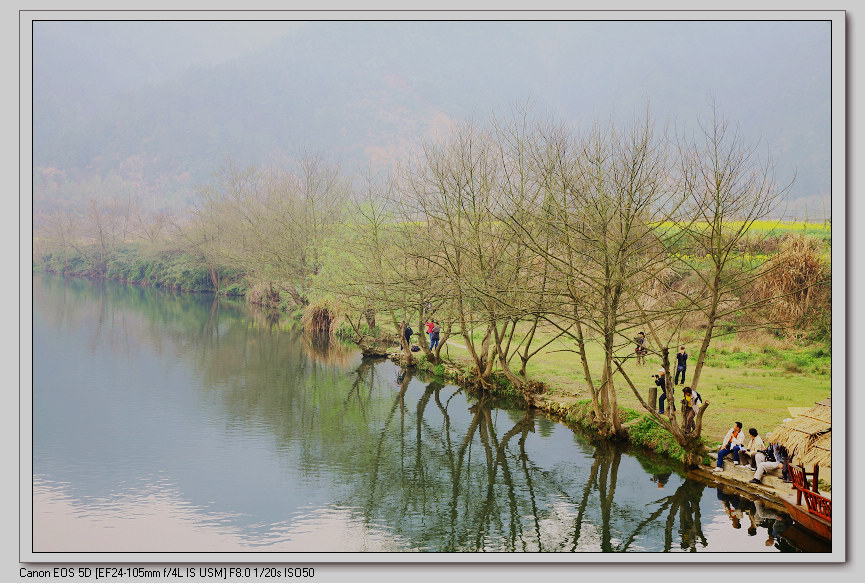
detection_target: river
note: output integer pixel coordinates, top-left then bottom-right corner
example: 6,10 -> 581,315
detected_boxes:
30,274 -> 827,554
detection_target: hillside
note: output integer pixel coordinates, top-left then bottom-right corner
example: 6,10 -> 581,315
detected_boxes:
32,20 -> 831,214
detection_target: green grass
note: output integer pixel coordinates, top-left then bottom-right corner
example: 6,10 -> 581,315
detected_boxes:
653,219 -> 831,238
439,322 -> 831,449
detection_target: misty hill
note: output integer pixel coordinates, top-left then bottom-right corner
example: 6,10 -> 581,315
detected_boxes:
32,21 -> 831,216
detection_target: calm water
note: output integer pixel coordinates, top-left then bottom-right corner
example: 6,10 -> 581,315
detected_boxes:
31,274 -> 826,554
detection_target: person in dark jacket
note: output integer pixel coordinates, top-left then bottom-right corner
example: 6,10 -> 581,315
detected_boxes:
675,346 -> 688,385
656,369 -> 674,414
403,324 -> 413,347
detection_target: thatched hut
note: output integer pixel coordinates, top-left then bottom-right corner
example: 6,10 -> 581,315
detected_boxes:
767,397 -> 831,473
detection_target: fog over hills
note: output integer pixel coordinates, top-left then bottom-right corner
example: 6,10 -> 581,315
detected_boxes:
32,20 -> 831,217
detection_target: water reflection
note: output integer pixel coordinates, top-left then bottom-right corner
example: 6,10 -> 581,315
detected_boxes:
31,274 -> 826,553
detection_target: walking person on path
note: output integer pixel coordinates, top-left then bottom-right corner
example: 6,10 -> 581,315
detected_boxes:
675,346 -> 688,385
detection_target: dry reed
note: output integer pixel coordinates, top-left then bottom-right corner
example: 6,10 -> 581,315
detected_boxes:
752,234 -> 827,326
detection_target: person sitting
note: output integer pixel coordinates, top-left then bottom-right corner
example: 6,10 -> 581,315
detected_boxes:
750,442 -> 790,484
713,421 -> 744,472
737,428 -> 764,469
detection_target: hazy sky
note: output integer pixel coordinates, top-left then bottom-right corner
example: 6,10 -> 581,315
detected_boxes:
28,15 -> 838,216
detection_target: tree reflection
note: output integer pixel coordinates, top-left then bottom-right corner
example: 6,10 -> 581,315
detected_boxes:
34,274 -> 821,553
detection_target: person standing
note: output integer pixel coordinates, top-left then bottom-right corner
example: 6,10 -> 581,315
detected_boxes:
425,320 -> 435,343
430,321 -> 441,350
634,332 -> 647,365
656,369 -> 673,414
675,346 -> 688,385
403,323 -> 413,347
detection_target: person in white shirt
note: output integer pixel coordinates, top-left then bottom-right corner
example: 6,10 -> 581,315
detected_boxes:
713,421 -> 744,472
737,427 -> 765,469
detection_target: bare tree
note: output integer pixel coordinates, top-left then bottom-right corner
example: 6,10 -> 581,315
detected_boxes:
611,105 -> 788,465
672,106 -> 784,392
508,111 -> 679,436
183,155 -> 349,308
395,114 -> 561,388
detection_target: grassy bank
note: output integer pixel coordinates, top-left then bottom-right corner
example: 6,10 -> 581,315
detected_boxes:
34,243 -> 246,295
410,324 -> 831,459
407,351 -> 706,465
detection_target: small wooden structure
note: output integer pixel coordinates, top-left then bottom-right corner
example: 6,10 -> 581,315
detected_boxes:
769,397 -> 832,543
768,397 -> 831,474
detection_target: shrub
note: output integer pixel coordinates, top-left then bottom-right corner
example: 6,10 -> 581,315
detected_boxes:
301,303 -> 336,336
627,416 -> 699,464
752,234 -> 829,328
221,282 -> 247,296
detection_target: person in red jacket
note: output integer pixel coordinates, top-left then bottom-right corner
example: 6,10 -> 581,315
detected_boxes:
430,322 -> 441,349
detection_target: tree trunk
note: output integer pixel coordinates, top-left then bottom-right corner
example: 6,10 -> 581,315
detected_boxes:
399,321 -> 415,367
363,308 -> 376,331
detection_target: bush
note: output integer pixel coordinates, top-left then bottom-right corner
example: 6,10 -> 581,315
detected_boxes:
628,416 -> 692,462
221,282 -> 247,296
752,234 -> 829,330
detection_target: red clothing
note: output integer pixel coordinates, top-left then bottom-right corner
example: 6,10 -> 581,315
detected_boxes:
426,322 -> 434,333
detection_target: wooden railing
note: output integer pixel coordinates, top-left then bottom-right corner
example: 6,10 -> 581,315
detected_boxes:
789,463 -> 831,521
801,488 -> 832,522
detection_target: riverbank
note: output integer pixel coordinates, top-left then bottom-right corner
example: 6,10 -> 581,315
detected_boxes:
390,348 -> 701,464
385,341 -> 832,497
388,331 -> 830,442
